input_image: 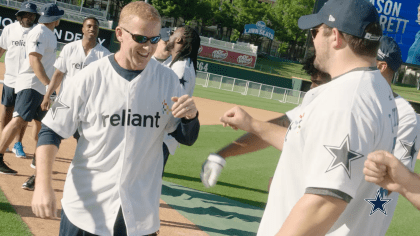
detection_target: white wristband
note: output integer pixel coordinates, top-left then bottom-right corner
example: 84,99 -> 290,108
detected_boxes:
208,153 -> 226,167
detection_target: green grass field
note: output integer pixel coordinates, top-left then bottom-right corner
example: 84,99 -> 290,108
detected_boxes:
0,188 -> 32,236
0,53 -> 4,63
392,83 -> 420,103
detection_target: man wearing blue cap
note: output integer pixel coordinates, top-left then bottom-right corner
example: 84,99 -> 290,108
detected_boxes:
0,1 -> 38,173
0,3 -> 63,176
218,0 -> 399,235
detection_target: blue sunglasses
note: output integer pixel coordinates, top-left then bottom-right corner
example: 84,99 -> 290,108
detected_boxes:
121,27 -> 161,44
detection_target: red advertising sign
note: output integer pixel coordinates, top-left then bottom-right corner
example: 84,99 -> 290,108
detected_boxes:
198,45 -> 257,68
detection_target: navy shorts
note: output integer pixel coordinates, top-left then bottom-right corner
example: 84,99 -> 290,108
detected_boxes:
13,89 -> 47,122
1,85 -> 17,107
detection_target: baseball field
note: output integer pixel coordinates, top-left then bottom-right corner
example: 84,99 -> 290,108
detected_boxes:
0,59 -> 419,235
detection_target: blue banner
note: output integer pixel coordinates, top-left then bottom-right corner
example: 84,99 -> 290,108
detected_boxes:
243,21 -> 274,40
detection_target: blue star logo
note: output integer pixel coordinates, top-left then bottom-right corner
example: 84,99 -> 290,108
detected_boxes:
365,189 -> 392,216
324,135 -> 364,178
34,41 -> 41,48
179,77 -> 187,86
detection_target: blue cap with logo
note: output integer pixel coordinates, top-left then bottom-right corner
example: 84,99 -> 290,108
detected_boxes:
377,36 -> 403,72
38,3 -> 64,24
16,2 -> 38,16
298,0 -> 381,41
160,28 -> 171,42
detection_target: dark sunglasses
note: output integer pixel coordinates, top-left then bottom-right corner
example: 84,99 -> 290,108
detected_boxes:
121,27 -> 161,44
310,28 -> 320,39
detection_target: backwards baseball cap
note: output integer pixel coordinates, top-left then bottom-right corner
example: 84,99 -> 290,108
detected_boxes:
377,36 -> 403,72
16,2 -> 38,16
298,0 -> 381,41
38,3 -> 64,24
160,28 -> 171,42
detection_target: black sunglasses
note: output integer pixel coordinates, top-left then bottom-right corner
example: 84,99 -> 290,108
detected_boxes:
310,28 -> 320,39
121,27 -> 161,44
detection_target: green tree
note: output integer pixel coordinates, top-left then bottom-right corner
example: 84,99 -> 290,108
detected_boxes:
152,0 -> 199,26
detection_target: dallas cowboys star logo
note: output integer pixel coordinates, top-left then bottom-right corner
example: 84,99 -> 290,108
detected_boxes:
34,41 -> 41,48
25,3 -> 31,8
400,136 -> 417,167
50,97 -> 70,120
324,135 -> 364,178
179,77 -> 187,86
365,189 -> 392,216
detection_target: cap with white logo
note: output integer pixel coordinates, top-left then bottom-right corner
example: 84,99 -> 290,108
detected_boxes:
298,0 -> 381,41
377,36 -> 403,72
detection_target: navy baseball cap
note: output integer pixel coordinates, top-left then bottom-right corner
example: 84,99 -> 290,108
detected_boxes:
15,2 -> 38,16
160,28 -> 171,42
377,36 -> 403,72
38,3 -> 64,24
298,0 -> 381,41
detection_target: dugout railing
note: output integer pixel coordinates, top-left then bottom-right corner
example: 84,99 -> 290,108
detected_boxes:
196,71 -> 306,105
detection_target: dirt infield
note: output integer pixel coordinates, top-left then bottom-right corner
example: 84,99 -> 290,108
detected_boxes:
0,62 -> 281,235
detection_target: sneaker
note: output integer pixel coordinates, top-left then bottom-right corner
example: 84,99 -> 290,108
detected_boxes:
5,148 -> 10,152
12,142 -> 26,158
22,175 -> 35,191
0,161 -> 17,175
30,156 -> 36,169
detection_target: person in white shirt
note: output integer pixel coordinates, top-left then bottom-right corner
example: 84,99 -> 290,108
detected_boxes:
0,2 -> 37,170
31,2 -> 199,236
0,3 -> 63,175
204,0 -> 399,235
21,17 -> 111,191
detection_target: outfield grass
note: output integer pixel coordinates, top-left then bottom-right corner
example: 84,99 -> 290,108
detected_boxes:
0,53 -> 4,63
392,83 -> 420,103
0,187 -> 32,236
256,57 -> 310,80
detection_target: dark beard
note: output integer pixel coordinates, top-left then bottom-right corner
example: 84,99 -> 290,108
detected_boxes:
165,41 -> 175,52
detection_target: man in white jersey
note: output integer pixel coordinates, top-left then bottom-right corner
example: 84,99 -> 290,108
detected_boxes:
200,54 -> 331,189
215,0 -> 399,235
0,2 -> 37,172
161,26 -> 201,171
21,17 -> 111,191
370,36 -> 419,233
152,27 -> 171,65
32,2 -> 199,236
0,3 -> 63,175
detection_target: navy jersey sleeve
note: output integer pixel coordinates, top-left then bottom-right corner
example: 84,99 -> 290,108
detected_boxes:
169,112 -> 200,146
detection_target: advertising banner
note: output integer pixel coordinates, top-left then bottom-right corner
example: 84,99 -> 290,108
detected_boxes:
243,21 -> 275,40
313,0 -> 420,66
0,5 -> 114,48
198,45 -> 257,68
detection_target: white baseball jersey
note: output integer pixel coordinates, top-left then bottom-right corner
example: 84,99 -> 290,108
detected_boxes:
16,24 -> 57,95
151,55 -> 172,66
163,58 -> 196,155
378,95 -> 419,235
42,56 -> 184,235
54,39 -> 110,94
285,105 -> 300,122
0,22 -> 34,88
257,68 -> 398,236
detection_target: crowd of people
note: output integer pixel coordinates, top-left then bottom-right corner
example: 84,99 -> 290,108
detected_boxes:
0,0 -> 418,236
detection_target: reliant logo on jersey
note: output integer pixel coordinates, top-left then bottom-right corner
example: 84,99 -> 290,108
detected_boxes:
11,40 -> 25,47
212,50 -> 228,60
102,109 -> 161,128
237,55 -> 253,65
72,63 -> 88,70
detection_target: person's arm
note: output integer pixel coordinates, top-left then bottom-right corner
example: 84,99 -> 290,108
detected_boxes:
169,114 -> 200,146
41,69 -> 64,111
29,52 -> 50,86
275,194 -> 347,236
0,47 -> 6,58
217,114 -> 290,158
32,124 -> 63,219
364,151 -> 420,210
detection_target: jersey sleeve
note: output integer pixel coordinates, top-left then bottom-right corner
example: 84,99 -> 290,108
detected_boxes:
0,27 -> 9,50
301,106 -> 376,199
41,71 -> 90,139
54,46 -> 68,73
26,32 -> 47,56
394,110 -> 419,171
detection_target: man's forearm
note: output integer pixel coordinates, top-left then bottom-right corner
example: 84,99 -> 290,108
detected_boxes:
46,70 -> 64,97
29,56 -> 50,85
276,194 -> 347,236
35,145 -> 58,189
217,115 -> 290,158
400,173 -> 420,210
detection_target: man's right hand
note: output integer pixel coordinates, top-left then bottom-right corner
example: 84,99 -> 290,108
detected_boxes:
32,183 -> 57,219
201,153 -> 226,188
41,97 -> 52,111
